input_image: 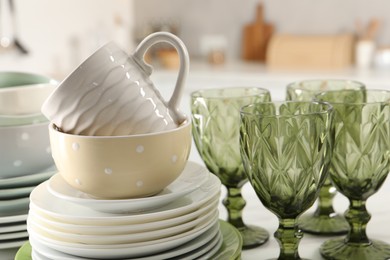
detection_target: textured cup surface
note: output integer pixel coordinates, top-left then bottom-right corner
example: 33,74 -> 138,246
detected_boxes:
42,33 -> 188,136
49,118 -> 192,199
0,121 -> 53,178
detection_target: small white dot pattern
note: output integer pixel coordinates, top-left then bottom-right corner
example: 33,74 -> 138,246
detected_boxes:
13,160 -> 22,167
171,155 -> 178,163
136,145 -> 144,153
67,142 -> 180,190
21,133 -> 29,140
72,143 -> 80,151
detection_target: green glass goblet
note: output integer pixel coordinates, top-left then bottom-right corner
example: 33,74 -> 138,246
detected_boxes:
316,89 -> 390,260
240,101 -> 334,259
286,79 -> 365,236
191,87 -> 271,249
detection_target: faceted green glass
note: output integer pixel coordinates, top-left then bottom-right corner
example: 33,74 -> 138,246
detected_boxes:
286,79 -> 365,235
240,101 -> 334,260
191,87 -> 271,249
286,79 -> 365,101
316,89 -> 390,260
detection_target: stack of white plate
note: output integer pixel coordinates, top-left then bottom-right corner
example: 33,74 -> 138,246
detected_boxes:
27,161 -> 226,259
0,166 -> 56,253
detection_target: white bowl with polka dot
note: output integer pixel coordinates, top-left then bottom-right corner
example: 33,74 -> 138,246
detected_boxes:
0,121 -> 54,178
48,118 -> 192,199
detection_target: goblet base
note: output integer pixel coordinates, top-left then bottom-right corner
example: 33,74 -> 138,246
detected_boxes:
320,238 -> 390,260
298,213 -> 349,236
237,224 -> 269,249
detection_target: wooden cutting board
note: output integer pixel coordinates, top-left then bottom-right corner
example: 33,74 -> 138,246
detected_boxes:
242,4 -> 274,61
266,33 -> 355,69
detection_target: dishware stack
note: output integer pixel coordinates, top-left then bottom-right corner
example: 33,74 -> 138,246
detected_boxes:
0,72 -> 57,253
17,32 -> 243,259
26,162 -> 230,259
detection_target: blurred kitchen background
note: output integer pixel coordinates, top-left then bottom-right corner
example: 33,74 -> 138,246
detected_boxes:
2,0 -> 390,80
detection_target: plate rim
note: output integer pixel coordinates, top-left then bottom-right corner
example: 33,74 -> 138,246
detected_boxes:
46,161 -> 210,213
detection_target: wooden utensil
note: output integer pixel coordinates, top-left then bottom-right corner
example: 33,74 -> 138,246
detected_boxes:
242,4 -> 274,61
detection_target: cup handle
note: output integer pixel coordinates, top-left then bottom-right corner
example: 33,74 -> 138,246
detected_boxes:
133,32 -> 189,124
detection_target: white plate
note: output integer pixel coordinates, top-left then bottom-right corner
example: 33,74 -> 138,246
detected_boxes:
0,230 -> 28,240
0,186 -> 34,200
29,169 -> 221,226
47,161 -> 210,213
176,230 -> 223,260
28,217 -> 219,259
32,249 -> 45,260
29,195 -> 219,236
0,213 -> 27,224
30,222 -> 220,260
0,238 -> 28,249
28,212 -> 218,249
0,223 -> 27,234
0,197 -> 29,215
28,209 -> 218,245
0,165 -> 56,189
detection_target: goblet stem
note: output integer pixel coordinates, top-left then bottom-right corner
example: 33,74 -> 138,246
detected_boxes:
222,186 -> 246,229
345,199 -> 370,245
274,218 -> 303,260
316,181 -> 337,216
222,185 -> 269,249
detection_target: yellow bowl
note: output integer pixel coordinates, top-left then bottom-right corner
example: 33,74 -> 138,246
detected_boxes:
49,119 -> 192,199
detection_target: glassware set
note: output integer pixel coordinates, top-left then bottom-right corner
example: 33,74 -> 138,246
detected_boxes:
190,84 -> 390,260
286,79 -> 365,236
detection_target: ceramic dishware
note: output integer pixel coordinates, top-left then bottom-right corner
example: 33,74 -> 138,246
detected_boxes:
17,220 -> 242,260
27,223 -> 221,260
0,222 -> 27,234
0,239 -> 27,250
191,87 -> 271,249
286,79 -> 365,235
316,89 -> 390,260
0,71 -> 54,88
0,165 -> 56,189
0,112 -> 48,127
47,161 -> 209,213
0,121 -> 53,178
240,101 -> 334,259
28,194 -> 219,236
0,185 -> 34,200
28,208 -> 218,245
27,216 -> 219,259
0,71 -> 56,116
48,115 -> 191,199
28,164 -> 221,226
41,32 -> 189,136
0,83 -> 56,115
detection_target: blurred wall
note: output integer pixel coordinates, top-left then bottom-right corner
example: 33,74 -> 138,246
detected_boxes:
133,0 -> 390,60
0,0 -> 134,78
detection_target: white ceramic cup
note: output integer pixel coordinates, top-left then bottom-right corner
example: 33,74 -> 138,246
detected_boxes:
41,32 -> 189,136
